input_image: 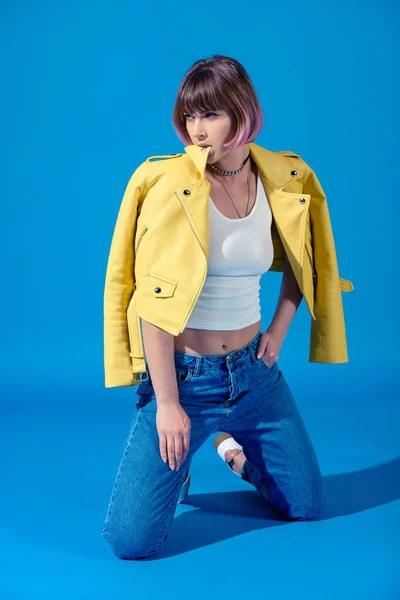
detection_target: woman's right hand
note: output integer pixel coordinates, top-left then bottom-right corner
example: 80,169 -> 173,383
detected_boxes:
156,402 -> 191,471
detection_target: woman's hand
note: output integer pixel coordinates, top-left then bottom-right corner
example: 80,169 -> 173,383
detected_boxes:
156,402 -> 191,471
256,328 -> 285,367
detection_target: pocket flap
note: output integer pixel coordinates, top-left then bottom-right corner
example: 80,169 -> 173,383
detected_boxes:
340,277 -> 354,292
145,272 -> 177,298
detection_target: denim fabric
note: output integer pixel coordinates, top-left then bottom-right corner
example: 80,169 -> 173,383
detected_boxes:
101,330 -> 326,559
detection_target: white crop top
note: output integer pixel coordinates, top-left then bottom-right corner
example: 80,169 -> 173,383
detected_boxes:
186,173 -> 274,330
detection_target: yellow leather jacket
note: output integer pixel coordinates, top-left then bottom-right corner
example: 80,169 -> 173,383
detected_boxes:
103,143 -> 354,388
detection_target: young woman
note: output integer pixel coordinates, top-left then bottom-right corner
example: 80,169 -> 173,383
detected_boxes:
101,55 -> 353,560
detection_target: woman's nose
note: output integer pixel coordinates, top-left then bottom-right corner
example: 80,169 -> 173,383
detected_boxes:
193,119 -> 206,137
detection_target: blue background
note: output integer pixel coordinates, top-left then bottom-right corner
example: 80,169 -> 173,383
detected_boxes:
1,1 -> 399,598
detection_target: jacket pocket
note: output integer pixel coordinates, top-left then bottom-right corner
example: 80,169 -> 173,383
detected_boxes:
144,272 -> 177,298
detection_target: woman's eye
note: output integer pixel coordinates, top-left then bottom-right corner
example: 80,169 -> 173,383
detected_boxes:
183,112 -> 217,120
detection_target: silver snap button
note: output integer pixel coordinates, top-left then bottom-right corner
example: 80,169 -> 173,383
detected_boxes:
183,189 -> 191,196
299,198 -> 306,204
154,287 -> 161,293
200,147 -> 206,152
291,170 -> 298,177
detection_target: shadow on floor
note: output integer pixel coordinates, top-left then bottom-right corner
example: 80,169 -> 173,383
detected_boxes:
144,456 -> 400,559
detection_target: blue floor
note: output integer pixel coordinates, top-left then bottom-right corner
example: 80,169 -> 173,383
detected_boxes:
2,367 -> 399,600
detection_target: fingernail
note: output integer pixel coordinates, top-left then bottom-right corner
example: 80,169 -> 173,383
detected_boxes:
257,353 -> 262,359
170,465 -> 175,470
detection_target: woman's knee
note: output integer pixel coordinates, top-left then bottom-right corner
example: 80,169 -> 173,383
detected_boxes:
101,526 -> 164,560
281,487 -> 327,521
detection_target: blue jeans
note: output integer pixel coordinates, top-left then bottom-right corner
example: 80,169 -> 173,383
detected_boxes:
101,331 -> 326,559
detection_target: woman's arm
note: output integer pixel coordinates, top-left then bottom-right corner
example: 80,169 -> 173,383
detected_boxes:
141,319 -> 191,472
267,252 -> 303,340
256,253 -> 303,364
141,319 -> 180,405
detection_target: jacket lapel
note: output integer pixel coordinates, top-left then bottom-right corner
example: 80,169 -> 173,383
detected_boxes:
177,143 -> 310,269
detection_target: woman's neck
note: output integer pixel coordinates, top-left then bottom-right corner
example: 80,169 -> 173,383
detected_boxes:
211,143 -> 250,170
206,155 -> 256,186
207,144 -> 251,182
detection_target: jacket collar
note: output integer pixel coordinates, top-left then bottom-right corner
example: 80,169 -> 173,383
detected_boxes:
184,142 -> 303,190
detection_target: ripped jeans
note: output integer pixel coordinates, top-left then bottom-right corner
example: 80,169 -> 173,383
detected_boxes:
101,331 -> 326,559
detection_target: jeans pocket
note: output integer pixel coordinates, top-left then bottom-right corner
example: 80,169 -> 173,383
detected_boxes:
135,377 -> 151,395
134,366 -> 193,409
258,355 -> 275,371
175,366 -> 194,386
135,394 -> 154,410
134,376 -> 154,410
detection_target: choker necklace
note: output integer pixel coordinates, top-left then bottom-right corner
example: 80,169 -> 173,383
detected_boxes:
209,153 -> 251,176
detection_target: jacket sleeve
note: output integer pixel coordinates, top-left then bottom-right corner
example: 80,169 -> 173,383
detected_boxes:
103,161 -> 149,388
301,159 -> 351,363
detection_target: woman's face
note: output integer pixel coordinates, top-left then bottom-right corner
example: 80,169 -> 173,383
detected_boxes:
183,109 -> 236,163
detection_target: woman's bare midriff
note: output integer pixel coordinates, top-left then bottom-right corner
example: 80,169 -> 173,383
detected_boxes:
174,319 -> 261,356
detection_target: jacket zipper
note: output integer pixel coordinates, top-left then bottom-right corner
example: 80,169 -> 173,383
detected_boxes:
135,226 -> 148,253
306,222 -> 317,286
174,191 -> 208,332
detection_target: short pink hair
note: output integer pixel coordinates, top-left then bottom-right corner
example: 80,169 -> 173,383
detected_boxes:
172,55 -> 264,149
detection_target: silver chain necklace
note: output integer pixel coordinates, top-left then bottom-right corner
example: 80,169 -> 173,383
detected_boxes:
214,168 -> 251,219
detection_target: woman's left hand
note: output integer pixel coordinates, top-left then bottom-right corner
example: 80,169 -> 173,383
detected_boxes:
256,329 -> 284,367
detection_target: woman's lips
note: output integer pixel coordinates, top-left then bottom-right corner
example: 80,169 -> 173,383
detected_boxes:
199,144 -> 214,155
